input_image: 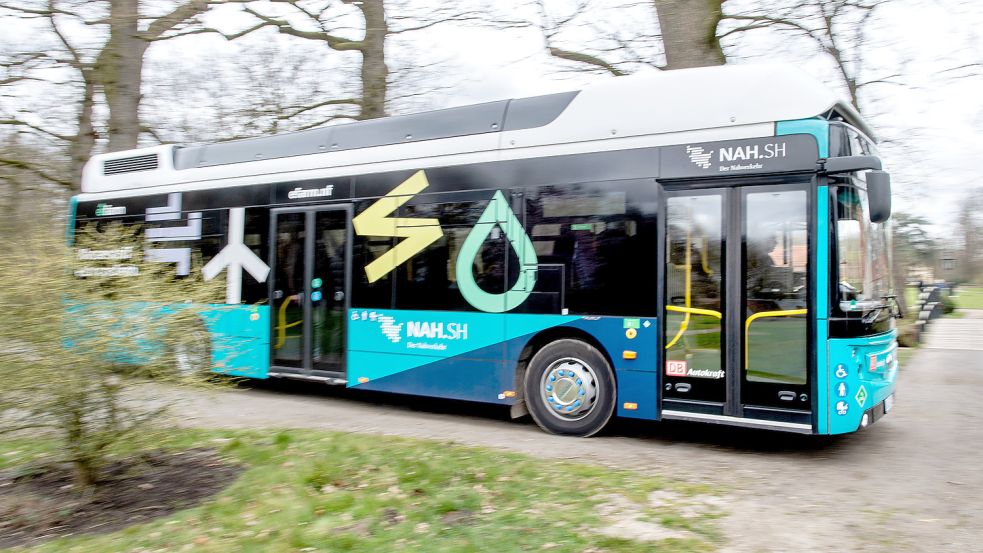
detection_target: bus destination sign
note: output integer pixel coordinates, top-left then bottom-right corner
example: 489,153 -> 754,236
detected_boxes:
660,134 -> 819,179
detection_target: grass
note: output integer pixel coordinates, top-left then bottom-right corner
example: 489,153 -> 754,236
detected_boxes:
0,430 -> 721,553
952,286 -> 983,310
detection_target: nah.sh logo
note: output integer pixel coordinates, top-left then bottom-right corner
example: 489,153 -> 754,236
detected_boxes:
719,142 -> 787,162
407,321 -> 469,340
686,146 -> 714,169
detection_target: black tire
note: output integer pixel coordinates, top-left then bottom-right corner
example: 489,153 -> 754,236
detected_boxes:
523,339 -> 616,437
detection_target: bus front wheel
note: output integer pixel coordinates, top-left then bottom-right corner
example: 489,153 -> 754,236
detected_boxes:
524,339 -> 616,437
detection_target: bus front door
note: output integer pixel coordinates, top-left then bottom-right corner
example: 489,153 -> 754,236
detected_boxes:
270,206 -> 352,378
662,185 -> 813,431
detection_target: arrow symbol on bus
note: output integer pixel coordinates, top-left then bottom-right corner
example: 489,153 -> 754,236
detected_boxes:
203,208 -> 270,304
352,170 -> 443,283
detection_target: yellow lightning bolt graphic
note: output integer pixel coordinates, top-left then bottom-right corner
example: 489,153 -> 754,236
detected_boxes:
352,170 -> 444,283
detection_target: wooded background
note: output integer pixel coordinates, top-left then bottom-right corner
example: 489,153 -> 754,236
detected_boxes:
1,0 -> 980,283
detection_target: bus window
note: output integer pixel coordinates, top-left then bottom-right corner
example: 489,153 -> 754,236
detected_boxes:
834,185 -> 893,336
521,185 -> 656,317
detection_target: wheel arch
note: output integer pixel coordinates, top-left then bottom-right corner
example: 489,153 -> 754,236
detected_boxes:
509,325 -> 616,419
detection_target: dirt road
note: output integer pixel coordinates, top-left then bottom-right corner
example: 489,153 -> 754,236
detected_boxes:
170,311 -> 983,552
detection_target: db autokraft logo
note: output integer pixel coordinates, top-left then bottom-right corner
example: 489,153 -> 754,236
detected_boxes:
666,360 -> 688,377
665,361 -> 725,379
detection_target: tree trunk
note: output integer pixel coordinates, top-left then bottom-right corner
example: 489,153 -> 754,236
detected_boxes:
357,0 -> 389,120
68,76 -> 97,191
653,0 -> 726,70
100,0 -> 148,152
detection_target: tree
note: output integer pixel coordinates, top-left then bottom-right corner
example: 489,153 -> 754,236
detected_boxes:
535,0 -> 725,76
956,188 -> 983,283
719,0 -> 896,112
0,0 -> 221,189
190,0 -> 526,123
654,0 -> 725,69
143,39 -> 362,143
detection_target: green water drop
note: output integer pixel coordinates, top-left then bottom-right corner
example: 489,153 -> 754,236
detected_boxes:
456,191 -> 538,313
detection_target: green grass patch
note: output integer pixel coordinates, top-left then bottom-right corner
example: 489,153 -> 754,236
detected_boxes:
1,430 -> 723,553
952,286 -> 983,310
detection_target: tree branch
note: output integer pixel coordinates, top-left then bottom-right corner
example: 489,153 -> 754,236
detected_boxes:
547,47 -> 626,76
141,0 -> 210,42
243,6 -> 362,51
0,157 -> 73,187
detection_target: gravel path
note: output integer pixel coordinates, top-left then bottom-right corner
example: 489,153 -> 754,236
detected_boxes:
166,310 -> 983,552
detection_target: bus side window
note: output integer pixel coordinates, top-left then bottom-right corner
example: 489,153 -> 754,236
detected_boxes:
521,184 -> 656,317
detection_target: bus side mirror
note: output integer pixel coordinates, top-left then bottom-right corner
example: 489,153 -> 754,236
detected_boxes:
866,170 -> 892,223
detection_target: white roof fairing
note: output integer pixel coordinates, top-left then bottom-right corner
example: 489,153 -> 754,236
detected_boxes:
80,64 -> 867,197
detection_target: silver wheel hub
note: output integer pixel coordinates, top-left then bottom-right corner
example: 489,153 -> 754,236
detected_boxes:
540,358 -> 599,421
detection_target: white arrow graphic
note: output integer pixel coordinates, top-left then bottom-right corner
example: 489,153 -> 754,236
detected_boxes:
203,208 -> 270,304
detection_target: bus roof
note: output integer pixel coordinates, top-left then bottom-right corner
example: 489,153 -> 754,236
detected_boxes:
81,64 -> 870,196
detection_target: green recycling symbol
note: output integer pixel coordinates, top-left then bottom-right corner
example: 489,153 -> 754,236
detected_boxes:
456,190 -> 538,313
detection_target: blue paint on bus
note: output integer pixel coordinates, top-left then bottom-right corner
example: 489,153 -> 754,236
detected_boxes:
347,309 -> 662,416
66,196 -> 78,246
815,186 -> 830,434
200,304 -> 271,378
826,330 -> 898,434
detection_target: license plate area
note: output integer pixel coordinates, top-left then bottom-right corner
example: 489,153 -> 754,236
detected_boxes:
884,393 -> 895,413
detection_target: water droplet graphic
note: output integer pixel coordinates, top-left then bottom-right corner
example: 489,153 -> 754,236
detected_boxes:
455,191 -> 538,312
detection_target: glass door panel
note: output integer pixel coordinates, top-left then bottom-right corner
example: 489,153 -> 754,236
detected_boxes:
742,189 -> 810,409
272,213 -> 305,368
312,211 -> 348,372
664,194 -> 726,404
270,208 -> 350,374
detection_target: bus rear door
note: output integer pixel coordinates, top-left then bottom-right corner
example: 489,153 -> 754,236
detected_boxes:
269,206 -> 352,379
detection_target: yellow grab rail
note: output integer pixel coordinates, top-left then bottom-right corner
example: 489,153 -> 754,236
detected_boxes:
743,309 -> 807,367
665,226 -> 692,349
274,295 -> 303,350
666,305 -> 722,319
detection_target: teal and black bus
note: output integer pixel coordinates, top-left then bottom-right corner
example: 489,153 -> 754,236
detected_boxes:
73,64 -> 898,437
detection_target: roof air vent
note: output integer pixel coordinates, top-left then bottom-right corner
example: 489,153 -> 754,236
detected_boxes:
103,153 -> 159,175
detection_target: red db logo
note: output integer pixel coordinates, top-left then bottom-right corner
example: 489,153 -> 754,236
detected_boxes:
666,360 -> 688,377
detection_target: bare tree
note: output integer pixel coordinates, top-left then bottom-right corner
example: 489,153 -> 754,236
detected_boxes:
143,39 -> 363,142
720,0 -> 897,112
957,188 -> 983,283
654,0 -> 725,69
0,0 -> 221,189
190,0 -> 526,122
535,0 -> 725,76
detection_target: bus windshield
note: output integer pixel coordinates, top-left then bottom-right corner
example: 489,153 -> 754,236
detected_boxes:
836,185 -> 892,312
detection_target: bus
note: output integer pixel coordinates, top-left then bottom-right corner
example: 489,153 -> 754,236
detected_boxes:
72,64 -> 898,437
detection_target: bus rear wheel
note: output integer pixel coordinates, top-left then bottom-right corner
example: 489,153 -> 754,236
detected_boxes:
524,339 -> 615,437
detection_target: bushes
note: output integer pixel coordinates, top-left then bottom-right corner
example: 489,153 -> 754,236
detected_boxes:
0,223 -> 225,487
